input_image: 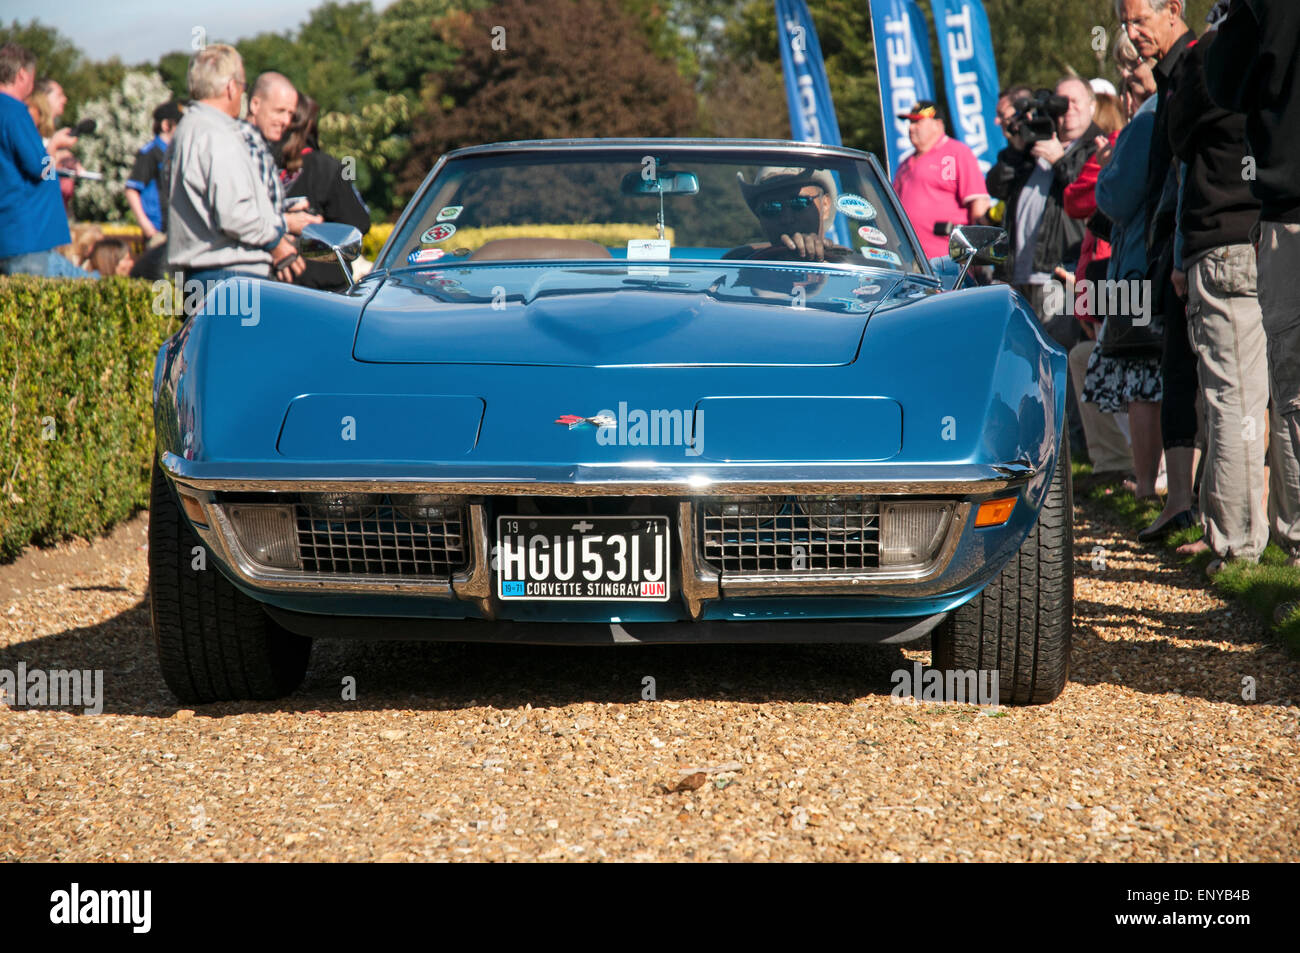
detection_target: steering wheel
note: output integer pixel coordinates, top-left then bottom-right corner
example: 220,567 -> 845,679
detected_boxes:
747,243 -> 863,264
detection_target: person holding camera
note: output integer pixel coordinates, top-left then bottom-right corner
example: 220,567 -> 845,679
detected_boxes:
988,77 -> 1104,459
990,79 -> 1103,330
891,101 -> 989,262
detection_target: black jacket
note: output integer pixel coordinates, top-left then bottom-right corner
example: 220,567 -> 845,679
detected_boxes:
282,148 -> 372,290
987,123 -> 1103,277
1204,0 -> 1300,223
1146,28 -> 1196,259
1166,31 -> 1259,261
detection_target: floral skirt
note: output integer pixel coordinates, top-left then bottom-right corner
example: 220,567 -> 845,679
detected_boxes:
1081,347 -> 1162,414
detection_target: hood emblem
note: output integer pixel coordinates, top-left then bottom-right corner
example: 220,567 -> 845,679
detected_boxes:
556,413 -> 616,431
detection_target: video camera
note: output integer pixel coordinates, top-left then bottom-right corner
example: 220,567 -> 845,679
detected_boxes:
1007,89 -> 1069,146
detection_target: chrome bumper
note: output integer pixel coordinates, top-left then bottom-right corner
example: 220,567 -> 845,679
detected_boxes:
162,451 -> 1027,619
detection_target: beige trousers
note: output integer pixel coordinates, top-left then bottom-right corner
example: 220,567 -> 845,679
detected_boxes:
1069,339 -> 1133,473
1256,223 -> 1300,554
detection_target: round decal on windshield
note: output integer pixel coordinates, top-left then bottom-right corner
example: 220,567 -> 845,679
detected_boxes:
857,225 -> 888,246
836,194 -> 877,220
420,223 -> 457,243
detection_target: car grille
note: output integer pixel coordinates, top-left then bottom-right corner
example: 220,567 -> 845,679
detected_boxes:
699,498 -> 881,573
295,501 -> 469,576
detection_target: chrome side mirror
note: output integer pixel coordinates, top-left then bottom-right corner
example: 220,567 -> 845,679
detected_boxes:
948,224 -> 1008,289
299,222 -> 364,291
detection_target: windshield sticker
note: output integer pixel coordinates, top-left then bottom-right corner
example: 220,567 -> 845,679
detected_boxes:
857,225 -> 888,246
836,194 -> 877,220
408,247 -> 447,265
627,238 -> 671,261
420,223 -> 457,243
436,206 -> 463,222
861,247 -> 902,267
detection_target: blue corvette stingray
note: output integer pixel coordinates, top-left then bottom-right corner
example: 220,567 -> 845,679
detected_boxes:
150,139 -> 1072,704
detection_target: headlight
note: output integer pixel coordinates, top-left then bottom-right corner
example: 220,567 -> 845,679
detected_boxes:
392,493 -> 460,522
301,492 -> 384,518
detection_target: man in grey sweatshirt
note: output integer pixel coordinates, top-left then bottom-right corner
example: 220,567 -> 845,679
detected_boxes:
166,44 -> 318,285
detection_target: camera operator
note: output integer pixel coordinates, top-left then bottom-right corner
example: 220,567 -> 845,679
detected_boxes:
988,78 -> 1104,456
990,80 -> 1103,330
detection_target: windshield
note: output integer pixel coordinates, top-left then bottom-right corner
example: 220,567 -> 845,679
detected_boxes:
379,147 -> 924,274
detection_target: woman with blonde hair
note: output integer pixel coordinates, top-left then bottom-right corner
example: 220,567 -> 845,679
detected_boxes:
25,90 -> 54,138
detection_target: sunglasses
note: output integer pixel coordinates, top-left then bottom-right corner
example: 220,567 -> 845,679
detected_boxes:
756,192 -> 822,217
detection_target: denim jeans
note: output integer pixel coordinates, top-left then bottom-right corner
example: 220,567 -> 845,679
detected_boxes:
0,249 -> 92,278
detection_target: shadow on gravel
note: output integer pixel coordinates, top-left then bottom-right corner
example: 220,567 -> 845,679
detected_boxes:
1,594 -> 931,717
1066,595 -> 1294,703
6,585 -> 1295,717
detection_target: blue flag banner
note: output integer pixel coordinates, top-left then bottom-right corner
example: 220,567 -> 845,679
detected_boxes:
867,0 -> 938,179
775,0 -> 849,244
930,0 -> 1007,172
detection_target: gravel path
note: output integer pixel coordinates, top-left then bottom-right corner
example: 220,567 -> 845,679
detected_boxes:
1,498 -> 1296,861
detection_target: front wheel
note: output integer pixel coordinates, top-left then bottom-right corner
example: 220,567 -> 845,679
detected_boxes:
149,459 -> 310,702
931,438 -> 1073,705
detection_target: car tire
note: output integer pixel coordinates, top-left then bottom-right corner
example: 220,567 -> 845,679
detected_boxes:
931,436 -> 1073,705
149,459 -> 310,702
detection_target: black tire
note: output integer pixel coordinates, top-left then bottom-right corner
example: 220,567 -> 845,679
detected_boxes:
149,459 -> 310,702
931,437 -> 1073,705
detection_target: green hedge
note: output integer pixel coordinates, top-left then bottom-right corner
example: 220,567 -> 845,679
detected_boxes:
1,276 -> 179,561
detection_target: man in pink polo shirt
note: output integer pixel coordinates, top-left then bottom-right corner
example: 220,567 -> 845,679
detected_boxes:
891,101 -> 990,260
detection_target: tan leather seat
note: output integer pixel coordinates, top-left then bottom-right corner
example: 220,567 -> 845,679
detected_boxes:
467,238 -> 613,261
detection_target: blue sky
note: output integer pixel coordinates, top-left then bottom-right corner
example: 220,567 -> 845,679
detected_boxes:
2,0 -> 394,64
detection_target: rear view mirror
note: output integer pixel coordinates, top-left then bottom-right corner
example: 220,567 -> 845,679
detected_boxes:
620,170 -> 700,195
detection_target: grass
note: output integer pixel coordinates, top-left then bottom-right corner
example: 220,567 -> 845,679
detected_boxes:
1072,461 -> 1300,656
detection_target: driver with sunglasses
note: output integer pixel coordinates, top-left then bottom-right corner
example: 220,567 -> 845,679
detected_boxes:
726,167 -> 851,261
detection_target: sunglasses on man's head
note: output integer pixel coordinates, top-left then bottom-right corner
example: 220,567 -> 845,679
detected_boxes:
756,192 -> 822,217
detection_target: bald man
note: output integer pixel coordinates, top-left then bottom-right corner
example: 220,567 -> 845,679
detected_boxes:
239,72 -> 299,217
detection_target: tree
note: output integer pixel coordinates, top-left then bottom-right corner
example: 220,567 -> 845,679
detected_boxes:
72,71 -> 173,222
398,0 -> 698,196
0,20 -> 127,123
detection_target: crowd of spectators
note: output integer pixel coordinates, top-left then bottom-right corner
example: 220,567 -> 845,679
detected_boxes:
0,40 -> 367,291
973,0 -> 1300,579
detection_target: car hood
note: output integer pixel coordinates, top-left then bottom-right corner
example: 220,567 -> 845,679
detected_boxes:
353,262 -> 918,367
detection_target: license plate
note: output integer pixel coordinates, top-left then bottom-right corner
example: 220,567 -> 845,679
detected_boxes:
496,515 -> 671,601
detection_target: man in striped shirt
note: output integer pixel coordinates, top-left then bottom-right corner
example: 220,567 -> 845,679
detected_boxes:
238,72 -> 297,216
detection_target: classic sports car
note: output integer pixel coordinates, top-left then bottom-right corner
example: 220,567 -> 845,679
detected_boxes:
150,138 -> 1072,705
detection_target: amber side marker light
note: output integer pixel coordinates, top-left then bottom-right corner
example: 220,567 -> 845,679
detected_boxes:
179,492 -> 208,526
974,497 -> 1016,528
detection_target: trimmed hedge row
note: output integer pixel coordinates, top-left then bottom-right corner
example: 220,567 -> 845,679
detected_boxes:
1,276 -> 179,561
